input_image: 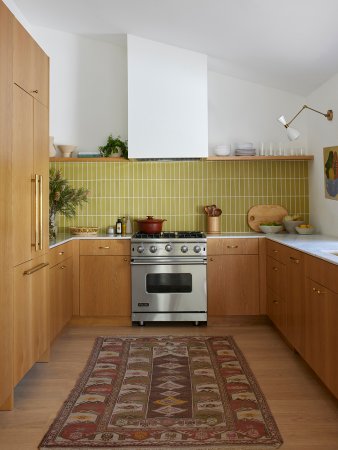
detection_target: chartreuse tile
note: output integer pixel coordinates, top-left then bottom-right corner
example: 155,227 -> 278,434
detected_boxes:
50,160 -> 309,232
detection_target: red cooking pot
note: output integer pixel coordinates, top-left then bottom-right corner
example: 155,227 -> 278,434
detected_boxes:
136,216 -> 167,233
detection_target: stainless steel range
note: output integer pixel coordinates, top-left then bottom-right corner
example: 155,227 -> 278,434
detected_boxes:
131,231 -> 207,325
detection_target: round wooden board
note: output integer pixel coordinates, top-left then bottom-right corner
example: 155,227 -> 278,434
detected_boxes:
247,205 -> 288,232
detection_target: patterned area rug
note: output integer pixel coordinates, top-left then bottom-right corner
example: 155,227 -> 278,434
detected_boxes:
39,336 -> 283,449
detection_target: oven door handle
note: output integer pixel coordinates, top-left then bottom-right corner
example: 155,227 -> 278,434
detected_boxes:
131,258 -> 207,265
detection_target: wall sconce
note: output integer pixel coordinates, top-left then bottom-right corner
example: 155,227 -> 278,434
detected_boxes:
278,105 -> 333,141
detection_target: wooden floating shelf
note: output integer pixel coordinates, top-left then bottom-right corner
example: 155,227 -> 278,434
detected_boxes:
50,155 -> 314,162
206,155 -> 314,161
49,157 -> 129,162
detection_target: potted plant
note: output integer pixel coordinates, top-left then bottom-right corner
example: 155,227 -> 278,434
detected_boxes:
49,168 -> 89,239
99,134 -> 128,158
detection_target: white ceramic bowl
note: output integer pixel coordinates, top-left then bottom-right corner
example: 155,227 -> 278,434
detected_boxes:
295,226 -> 314,235
58,145 -> 77,157
214,144 -> 231,156
283,219 -> 305,233
259,224 -> 284,234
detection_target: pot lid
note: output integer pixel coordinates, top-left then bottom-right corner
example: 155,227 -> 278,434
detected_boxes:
136,215 -> 167,224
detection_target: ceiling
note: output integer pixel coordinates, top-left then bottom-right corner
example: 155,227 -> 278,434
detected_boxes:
12,0 -> 338,96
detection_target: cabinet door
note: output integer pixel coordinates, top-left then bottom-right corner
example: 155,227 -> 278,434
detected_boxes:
13,18 -> 49,106
0,0 -> 13,410
80,255 -> 131,316
267,287 -> 286,333
286,250 -> 305,354
304,278 -> 338,398
50,257 -> 73,342
208,255 -> 259,315
12,86 -> 48,266
12,85 -> 34,267
13,255 -> 49,386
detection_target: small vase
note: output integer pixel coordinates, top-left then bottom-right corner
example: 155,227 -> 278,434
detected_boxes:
49,212 -> 58,239
49,136 -> 56,157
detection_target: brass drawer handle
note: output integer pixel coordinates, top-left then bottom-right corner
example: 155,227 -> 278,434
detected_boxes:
210,257 -> 214,261
317,290 -> 327,295
32,89 -> 39,93
273,249 -> 278,253
99,246 -> 110,249
273,267 -> 278,271
60,265 -> 66,270
123,258 -> 128,262
58,251 -> 65,255
289,256 -> 300,264
273,300 -> 279,304
227,245 -> 238,249
24,262 -> 49,276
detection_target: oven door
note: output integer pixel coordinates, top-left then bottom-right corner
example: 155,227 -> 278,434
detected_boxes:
131,258 -> 207,313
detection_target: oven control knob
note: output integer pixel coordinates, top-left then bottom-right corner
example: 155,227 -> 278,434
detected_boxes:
165,244 -> 173,252
194,245 -> 201,253
150,245 -> 157,253
137,245 -> 145,254
181,245 -> 188,253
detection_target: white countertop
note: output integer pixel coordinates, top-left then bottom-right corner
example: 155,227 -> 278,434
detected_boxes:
50,231 -> 338,265
206,232 -> 263,238
49,233 -> 132,249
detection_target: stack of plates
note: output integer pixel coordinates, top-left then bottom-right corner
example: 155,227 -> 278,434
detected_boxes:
234,143 -> 256,156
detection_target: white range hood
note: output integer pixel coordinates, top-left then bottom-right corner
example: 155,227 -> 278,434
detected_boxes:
127,35 -> 208,159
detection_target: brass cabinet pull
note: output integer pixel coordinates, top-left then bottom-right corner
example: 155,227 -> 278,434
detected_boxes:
24,262 -> 49,276
32,89 -> 39,93
273,300 -> 279,304
210,257 -> 214,261
273,266 -> 278,271
123,257 -> 128,262
39,175 -> 43,250
60,265 -> 66,270
289,256 -> 299,264
99,246 -> 110,249
312,287 -> 317,291
227,245 -> 238,249
34,174 -> 39,251
273,249 -> 278,253
58,251 -> 65,255
317,290 -> 327,295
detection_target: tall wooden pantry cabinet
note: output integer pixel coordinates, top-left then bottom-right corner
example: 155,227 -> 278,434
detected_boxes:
0,0 -> 50,409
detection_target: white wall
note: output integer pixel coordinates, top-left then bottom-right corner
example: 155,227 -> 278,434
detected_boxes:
32,27 -> 127,153
208,71 -> 307,154
306,73 -> 338,237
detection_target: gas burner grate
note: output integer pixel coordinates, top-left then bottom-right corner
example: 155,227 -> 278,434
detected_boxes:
132,231 -> 205,239
177,231 -> 205,238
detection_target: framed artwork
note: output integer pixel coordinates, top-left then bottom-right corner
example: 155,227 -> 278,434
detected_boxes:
324,146 -> 338,200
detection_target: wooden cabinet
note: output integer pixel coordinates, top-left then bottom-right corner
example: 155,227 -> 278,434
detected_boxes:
13,18 -> 49,107
0,0 -> 13,410
79,240 -> 131,319
12,85 -> 49,267
13,255 -> 49,386
207,238 -> 260,317
266,240 -> 305,353
304,255 -> 338,398
49,243 -> 73,343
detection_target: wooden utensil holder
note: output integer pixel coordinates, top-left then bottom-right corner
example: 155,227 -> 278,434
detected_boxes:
207,216 -> 220,234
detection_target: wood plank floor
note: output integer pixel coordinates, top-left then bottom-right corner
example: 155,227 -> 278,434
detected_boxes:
0,322 -> 338,449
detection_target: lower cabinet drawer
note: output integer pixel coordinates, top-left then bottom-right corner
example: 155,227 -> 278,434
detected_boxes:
266,256 -> 286,296
80,239 -> 130,256
267,287 -> 286,334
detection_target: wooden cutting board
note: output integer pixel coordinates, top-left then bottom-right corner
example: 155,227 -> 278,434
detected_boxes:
247,205 -> 288,231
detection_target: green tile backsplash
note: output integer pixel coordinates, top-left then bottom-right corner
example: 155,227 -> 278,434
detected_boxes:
50,160 -> 309,233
